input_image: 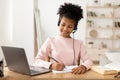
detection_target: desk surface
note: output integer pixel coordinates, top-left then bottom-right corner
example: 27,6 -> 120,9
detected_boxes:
2,68 -> 119,80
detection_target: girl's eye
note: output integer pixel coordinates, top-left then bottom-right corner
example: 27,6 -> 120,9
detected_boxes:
61,24 -> 65,26
60,23 -> 74,29
68,25 -> 74,28
60,24 -> 65,27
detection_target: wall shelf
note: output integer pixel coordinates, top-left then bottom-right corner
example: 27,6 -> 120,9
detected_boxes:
86,4 -> 120,50
86,0 -> 120,61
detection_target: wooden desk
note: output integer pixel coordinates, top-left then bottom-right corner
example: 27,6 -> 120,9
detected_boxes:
1,68 -> 119,80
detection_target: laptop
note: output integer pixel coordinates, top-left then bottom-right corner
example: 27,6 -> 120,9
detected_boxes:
1,46 -> 51,76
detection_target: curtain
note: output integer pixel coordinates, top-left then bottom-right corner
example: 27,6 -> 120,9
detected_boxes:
34,9 -> 42,55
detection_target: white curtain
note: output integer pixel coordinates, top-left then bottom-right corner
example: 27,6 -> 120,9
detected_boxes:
34,9 -> 42,51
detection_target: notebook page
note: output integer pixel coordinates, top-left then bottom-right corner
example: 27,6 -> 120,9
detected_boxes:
52,65 -> 78,73
104,62 -> 120,71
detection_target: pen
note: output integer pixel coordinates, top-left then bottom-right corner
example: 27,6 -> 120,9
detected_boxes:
50,57 -> 59,63
48,54 -> 59,63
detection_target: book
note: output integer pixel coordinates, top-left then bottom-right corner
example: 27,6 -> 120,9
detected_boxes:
92,62 -> 120,75
52,65 -> 78,74
92,66 -> 117,75
104,62 -> 120,71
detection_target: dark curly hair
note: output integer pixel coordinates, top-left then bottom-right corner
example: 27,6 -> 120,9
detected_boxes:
57,3 -> 83,30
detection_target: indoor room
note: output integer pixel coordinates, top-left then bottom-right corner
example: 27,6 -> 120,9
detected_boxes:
0,0 -> 120,80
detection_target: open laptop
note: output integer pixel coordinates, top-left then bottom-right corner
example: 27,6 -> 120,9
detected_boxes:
1,46 -> 51,76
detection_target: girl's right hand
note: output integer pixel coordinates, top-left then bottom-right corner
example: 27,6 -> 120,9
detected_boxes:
50,62 -> 65,71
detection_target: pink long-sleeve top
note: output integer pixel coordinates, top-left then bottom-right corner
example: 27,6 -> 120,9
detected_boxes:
33,35 -> 93,70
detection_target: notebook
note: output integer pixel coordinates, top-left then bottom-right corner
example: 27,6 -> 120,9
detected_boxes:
52,65 -> 78,74
1,46 -> 51,76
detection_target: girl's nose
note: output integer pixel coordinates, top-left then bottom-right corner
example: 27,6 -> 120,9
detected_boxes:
63,26 -> 68,31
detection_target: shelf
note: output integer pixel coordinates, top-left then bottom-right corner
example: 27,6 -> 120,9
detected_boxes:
86,0 -> 120,61
86,2 -> 120,50
86,37 -> 112,40
87,27 -> 113,29
86,48 -> 107,50
87,6 -> 120,8
87,47 -> 120,51
87,16 -> 113,19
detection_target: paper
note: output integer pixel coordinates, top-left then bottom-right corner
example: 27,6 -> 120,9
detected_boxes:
104,62 -> 120,71
105,51 -> 120,62
52,65 -> 78,74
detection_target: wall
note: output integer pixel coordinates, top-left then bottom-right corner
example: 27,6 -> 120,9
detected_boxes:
0,0 -> 12,60
0,0 -> 34,65
38,0 -> 86,44
0,0 -> 86,64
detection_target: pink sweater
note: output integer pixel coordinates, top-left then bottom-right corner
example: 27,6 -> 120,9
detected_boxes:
33,35 -> 93,69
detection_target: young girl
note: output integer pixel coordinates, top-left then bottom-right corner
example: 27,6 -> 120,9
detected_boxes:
34,3 -> 93,74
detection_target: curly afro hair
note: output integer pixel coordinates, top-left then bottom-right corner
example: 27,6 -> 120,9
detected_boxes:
57,3 -> 83,30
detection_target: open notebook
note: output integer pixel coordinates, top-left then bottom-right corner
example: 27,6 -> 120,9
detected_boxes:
92,62 -> 120,75
52,65 -> 78,74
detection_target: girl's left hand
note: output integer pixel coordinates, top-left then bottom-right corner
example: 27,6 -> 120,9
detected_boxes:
72,65 -> 87,74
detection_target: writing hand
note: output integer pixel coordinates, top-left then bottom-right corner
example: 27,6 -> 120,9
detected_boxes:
72,65 -> 87,74
50,62 -> 65,71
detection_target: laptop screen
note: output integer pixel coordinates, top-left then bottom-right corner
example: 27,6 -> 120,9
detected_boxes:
1,46 -> 31,75
1,46 -> 51,75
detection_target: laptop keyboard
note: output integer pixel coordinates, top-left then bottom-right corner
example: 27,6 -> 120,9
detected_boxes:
30,69 -> 41,74
30,65 -> 51,75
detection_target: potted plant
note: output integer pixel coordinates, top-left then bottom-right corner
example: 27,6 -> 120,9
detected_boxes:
88,42 -> 94,48
87,20 -> 94,27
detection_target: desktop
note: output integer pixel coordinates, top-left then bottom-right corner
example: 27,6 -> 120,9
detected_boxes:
0,67 -> 119,80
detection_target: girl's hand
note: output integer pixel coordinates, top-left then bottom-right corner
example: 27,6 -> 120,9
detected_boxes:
50,62 -> 65,71
72,65 -> 87,74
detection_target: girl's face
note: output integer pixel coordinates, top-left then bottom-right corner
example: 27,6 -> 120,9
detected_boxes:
59,16 -> 76,38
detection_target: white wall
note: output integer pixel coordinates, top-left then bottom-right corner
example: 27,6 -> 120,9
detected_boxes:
0,0 -> 12,60
0,0 -> 34,65
0,0 -> 86,64
12,0 -> 34,64
38,0 -> 86,44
